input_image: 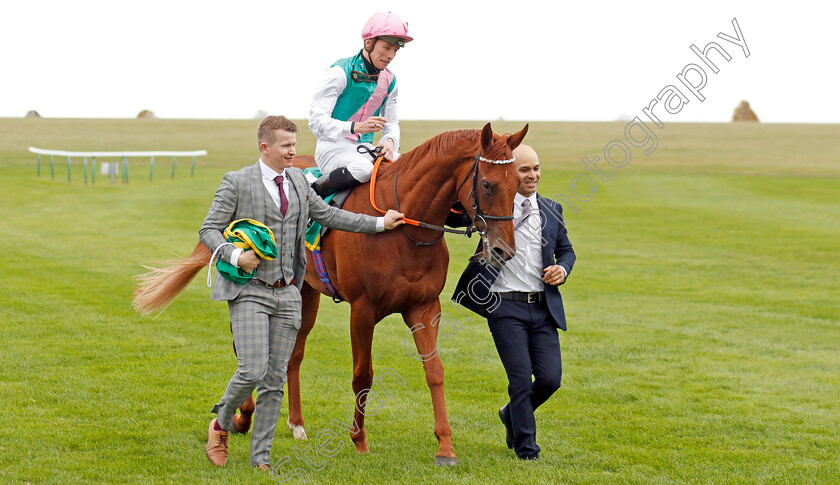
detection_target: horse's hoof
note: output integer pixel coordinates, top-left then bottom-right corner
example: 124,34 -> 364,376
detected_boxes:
354,442 -> 370,453
231,414 -> 251,434
287,420 -> 308,441
435,455 -> 458,467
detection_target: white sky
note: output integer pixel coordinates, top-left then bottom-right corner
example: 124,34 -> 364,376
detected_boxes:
2,0 -> 838,123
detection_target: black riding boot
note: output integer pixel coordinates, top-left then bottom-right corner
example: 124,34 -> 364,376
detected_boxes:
311,167 -> 362,197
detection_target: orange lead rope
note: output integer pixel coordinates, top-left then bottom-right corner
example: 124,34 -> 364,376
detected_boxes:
366,152 -> 483,244
369,155 -> 423,227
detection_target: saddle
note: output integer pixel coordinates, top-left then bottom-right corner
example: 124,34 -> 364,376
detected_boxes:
302,167 -> 350,303
303,167 -> 352,251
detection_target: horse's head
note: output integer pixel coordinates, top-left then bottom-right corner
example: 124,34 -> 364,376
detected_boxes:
456,123 -> 529,267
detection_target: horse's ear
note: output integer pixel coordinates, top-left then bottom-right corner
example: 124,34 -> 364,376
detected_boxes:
507,123 -> 529,150
480,123 -> 494,151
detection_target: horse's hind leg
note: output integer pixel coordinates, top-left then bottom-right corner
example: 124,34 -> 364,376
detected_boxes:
230,322 -> 254,434
286,281 -> 321,440
403,302 -> 457,466
232,394 -> 255,434
348,301 -> 379,453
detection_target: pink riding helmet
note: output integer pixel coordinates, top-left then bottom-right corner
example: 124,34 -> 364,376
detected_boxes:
361,11 -> 413,47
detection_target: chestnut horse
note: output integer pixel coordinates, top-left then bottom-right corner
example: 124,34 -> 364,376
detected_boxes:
133,123 -> 527,465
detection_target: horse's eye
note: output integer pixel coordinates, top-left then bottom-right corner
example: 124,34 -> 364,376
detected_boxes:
482,181 -> 492,191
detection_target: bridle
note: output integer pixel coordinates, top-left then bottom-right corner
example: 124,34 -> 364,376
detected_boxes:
458,151 -> 517,232
362,146 -> 515,246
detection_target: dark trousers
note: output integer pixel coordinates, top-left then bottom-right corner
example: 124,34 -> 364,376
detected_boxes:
488,297 -> 563,458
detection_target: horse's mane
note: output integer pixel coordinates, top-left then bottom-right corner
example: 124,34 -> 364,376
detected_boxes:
394,129 -> 480,173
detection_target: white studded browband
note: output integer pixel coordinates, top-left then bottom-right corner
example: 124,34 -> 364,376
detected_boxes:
478,155 -> 516,164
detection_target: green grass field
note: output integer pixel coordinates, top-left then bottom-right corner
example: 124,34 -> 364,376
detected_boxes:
1,118 -> 838,484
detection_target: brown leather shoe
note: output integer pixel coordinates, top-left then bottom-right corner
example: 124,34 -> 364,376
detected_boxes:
205,418 -> 229,466
256,464 -> 271,472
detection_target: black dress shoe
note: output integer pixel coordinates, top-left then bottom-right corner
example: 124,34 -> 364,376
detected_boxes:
498,405 -> 514,449
519,453 -> 539,461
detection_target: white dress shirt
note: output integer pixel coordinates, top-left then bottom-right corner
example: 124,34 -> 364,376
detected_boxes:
259,159 -> 290,210
490,193 -> 546,293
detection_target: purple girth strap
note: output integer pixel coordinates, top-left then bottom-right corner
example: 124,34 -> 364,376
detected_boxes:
312,249 -> 344,303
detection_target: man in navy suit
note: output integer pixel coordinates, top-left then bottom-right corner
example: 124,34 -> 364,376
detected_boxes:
451,144 -> 575,460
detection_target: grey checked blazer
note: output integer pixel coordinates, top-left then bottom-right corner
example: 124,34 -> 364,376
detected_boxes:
199,162 -> 378,301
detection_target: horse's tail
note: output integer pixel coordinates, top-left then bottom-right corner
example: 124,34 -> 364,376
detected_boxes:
132,241 -> 211,316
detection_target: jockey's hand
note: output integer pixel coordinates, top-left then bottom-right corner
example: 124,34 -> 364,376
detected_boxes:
356,116 -> 387,134
239,250 -> 261,273
377,138 -> 397,160
383,209 -> 407,230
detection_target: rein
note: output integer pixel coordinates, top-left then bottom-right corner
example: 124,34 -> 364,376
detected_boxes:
362,146 -> 515,246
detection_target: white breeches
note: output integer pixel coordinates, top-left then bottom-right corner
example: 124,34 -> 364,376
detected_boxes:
314,138 -> 375,182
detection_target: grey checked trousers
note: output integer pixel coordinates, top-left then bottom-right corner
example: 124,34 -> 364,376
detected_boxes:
211,281 -> 301,466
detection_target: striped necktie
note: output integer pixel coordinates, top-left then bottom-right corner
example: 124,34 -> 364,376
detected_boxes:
513,199 -> 532,230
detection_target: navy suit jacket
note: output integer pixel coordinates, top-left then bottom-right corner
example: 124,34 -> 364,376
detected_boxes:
450,194 -> 576,330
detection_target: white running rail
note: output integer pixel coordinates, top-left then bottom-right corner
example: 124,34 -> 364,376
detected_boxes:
29,146 -> 208,184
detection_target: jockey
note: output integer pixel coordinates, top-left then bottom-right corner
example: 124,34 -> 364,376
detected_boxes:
309,11 -> 412,197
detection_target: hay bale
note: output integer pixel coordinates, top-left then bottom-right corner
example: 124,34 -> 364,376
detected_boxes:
732,101 -> 758,122
137,109 -> 157,119
25,110 -> 41,118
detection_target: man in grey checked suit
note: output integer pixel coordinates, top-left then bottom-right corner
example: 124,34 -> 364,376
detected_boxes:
199,115 -> 404,470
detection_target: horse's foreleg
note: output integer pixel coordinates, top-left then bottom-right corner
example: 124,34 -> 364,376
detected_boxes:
286,281 -> 321,441
403,302 -> 457,466
349,302 -> 377,453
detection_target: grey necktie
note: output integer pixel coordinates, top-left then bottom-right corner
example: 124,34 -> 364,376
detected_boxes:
513,199 -> 532,230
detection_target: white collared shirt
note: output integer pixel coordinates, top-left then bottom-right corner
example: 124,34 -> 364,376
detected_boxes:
259,159 -> 290,209
490,193 -> 546,293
